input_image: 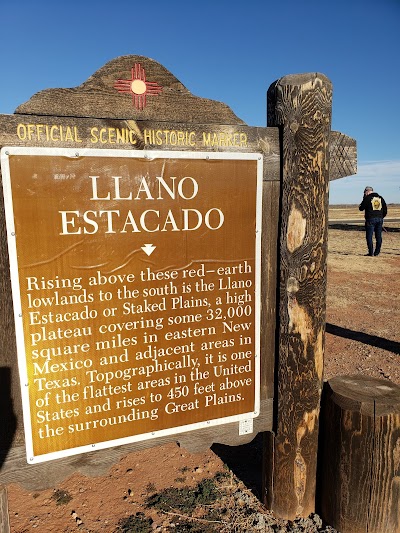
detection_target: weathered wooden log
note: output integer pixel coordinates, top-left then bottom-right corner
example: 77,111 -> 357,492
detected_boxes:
319,375 -> 400,533
263,73 -> 332,519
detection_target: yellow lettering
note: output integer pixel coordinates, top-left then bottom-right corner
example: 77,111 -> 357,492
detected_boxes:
36,124 -> 44,139
27,124 -> 35,140
99,128 -> 107,144
90,127 -> 99,143
156,130 -> 163,145
144,129 -> 152,144
116,128 -> 126,144
129,130 -> 137,145
108,128 -> 116,144
202,132 -> 211,146
74,126 -> 82,143
143,129 -> 196,147
16,122 -> 84,143
202,131 -> 247,147
17,124 -> 27,140
65,127 -> 74,142
50,125 -> 59,141
14,123 -> 149,146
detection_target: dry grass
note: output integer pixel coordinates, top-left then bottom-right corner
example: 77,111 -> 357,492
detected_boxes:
329,203 -> 400,222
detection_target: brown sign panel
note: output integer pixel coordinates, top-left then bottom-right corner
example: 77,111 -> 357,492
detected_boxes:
1,147 -> 262,463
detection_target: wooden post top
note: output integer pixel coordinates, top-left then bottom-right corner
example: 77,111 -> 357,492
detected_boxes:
2,56 -> 357,181
13,55 -> 244,125
326,375 -> 400,417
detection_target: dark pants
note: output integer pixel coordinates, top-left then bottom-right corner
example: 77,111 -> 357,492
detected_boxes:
365,218 -> 383,255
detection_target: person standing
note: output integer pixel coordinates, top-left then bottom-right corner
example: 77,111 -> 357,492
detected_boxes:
359,186 -> 387,256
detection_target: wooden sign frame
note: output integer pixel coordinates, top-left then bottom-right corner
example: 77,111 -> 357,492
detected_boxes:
1,146 -> 263,463
0,55 -> 356,519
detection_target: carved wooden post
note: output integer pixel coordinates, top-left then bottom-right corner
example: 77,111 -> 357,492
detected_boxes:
264,73 -> 332,518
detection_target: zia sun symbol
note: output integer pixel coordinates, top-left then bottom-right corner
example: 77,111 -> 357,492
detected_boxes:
113,63 -> 163,110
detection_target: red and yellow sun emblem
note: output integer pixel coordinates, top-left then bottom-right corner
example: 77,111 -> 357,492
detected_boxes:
114,63 -> 163,110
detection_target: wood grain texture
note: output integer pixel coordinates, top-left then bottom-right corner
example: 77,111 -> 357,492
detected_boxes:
319,376 -> 400,533
264,73 -> 332,519
260,181 -> 280,400
10,53 -> 355,182
0,486 -> 10,533
0,115 -> 281,179
14,55 -> 244,125
329,131 -> 357,181
0,399 -> 272,490
0,182 -> 22,448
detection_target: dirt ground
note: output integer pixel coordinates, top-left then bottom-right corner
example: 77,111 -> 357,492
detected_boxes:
6,206 -> 400,532
324,205 -> 400,385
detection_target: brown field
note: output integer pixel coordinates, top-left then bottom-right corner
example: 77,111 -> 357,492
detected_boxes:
6,207 -> 400,532
325,205 -> 400,384
329,203 -> 400,224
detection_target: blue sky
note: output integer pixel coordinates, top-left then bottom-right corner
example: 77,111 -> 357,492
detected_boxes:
1,0 -> 399,204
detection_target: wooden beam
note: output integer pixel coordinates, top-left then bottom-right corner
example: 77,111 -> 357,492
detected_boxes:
264,73 -> 332,519
9,54 -> 355,182
329,131 -> 357,181
0,399 -> 273,490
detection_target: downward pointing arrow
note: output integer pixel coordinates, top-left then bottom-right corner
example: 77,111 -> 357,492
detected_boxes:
141,244 -> 156,256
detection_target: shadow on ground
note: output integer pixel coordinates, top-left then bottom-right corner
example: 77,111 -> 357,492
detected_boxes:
212,433 -> 263,499
329,222 -> 399,232
326,323 -> 400,355
0,367 -> 17,469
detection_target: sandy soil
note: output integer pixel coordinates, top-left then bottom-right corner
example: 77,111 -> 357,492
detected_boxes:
6,207 -> 400,532
325,206 -> 400,384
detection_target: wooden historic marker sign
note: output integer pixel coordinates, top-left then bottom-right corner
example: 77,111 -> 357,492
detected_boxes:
0,55 -> 357,520
1,146 -> 262,462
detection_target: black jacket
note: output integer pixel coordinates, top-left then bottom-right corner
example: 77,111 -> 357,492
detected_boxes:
359,192 -> 387,220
